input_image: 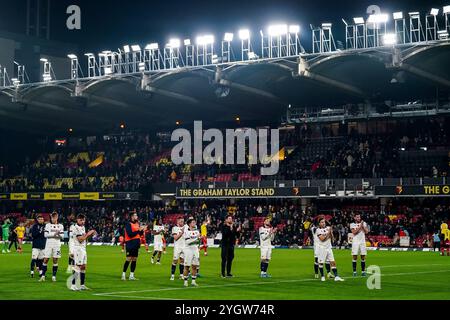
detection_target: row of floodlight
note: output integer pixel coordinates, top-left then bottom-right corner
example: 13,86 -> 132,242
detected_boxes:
350,6 -> 450,25
77,25 -> 300,56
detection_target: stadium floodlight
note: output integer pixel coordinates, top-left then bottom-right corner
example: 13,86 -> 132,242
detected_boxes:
84,53 -> 94,57
67,54 -> 77,59
145,43 -> 158,50
168,38 -> 181,48
268,24 -> 288,36
444,5 -> 450,13
393,11 -> 404,20
289,25 -> 300,33
353,17 -> 365,24
197,34 -> 214,45
131,45 -> 141,52
430,8 -> 439,16
196,36 -> 205,45
224,32 -> 234,42
138,62 -> 145,72
238,29 -> 250,40
39,58 -> 48,62
409,12 -> 420,17
383,33 -> 397,45
368,13 -> 389,23
321,23 -> 332,28
184,39 -> 191,46
123,45 -> 131,53
203,35 -> 214,44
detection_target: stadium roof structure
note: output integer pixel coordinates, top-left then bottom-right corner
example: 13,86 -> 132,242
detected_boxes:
1,10 -> 450,134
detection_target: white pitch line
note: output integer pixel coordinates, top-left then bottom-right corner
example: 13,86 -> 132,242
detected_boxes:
93,269 -> 450,297
98,294 -> 183,300
380,263 -> 448,268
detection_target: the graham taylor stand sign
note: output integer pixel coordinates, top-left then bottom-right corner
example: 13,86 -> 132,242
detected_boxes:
176,186 -> 319,199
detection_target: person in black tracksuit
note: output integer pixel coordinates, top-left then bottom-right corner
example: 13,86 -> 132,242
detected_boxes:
30,215 -> 47,278
221,215 -> 241,278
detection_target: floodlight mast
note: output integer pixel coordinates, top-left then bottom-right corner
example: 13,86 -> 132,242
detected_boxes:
144,43 -> 161,71
445,6 -> 450,31
425,8 -> 439,41
288,25 -> 300,56
393,12 -> 406,44
67,54 -> 79,80
40,57 -> 53,82
238,29 -> 250,60
222,33 -> 233,63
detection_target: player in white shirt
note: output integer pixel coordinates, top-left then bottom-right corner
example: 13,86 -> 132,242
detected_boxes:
151,218 -> 165,264
183,217 -> 200,287
259,218 -> 277,278
350,213 -> 369,277
40,212 -> 64,282
316,218 -> 344,282
67,220 -> 76,274
311,222 -> 333,279
170,217 -> 186,280
70,214 -> 97,291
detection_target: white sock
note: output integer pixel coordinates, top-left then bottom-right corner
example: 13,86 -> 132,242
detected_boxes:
122,272 -> 126,277
130,272 -> 134,278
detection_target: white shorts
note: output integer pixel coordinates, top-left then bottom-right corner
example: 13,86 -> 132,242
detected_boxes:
173,246 -> 185,260
184,248 -> 200,267
154,242 -> 163,252
260,247 -> 272,260
31,248 -> 45,260
73,247 -> 87,265
317,247 -> 335,264
44,244 -> 62,259
69,241 -> 75,256
351,241 -> 367,256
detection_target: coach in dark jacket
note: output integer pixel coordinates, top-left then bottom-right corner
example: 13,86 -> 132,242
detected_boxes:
221,215 -> 241,278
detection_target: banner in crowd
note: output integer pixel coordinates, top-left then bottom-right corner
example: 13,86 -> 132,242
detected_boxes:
0,192 -> 140,201
375,185 -> 450,197
176,186 -> 319,199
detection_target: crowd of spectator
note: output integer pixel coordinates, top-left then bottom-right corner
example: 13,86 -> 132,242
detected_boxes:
1,117 -> 449,192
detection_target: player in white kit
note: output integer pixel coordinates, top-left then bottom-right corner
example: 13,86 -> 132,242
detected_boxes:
70,214 -> 97,291
259,218 -> 277,278
67,220 -> 76,274
311,222 -> 333,279
170,217 -> 186,280
40,212 -> 64,282
316,218 -> 344,282
350,213 -> 369,277
151,218 -> 165,264
183,217 -> 200,287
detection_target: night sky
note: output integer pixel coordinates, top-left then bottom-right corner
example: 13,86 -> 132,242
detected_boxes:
0,0 -> 447,52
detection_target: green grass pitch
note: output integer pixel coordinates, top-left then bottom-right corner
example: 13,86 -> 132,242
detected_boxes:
1,244 -> 449,300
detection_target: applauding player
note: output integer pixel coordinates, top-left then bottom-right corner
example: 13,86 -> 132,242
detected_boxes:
151,218 -> 165,264
30,215 -> 46,278
316,218 -> 344,282
350,213 -> 369,276
259,218 -> 276,278
183,218 -> 200,287
40,212 -> 64,282
70,214 -> 96,291
170,217 -> 186,280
